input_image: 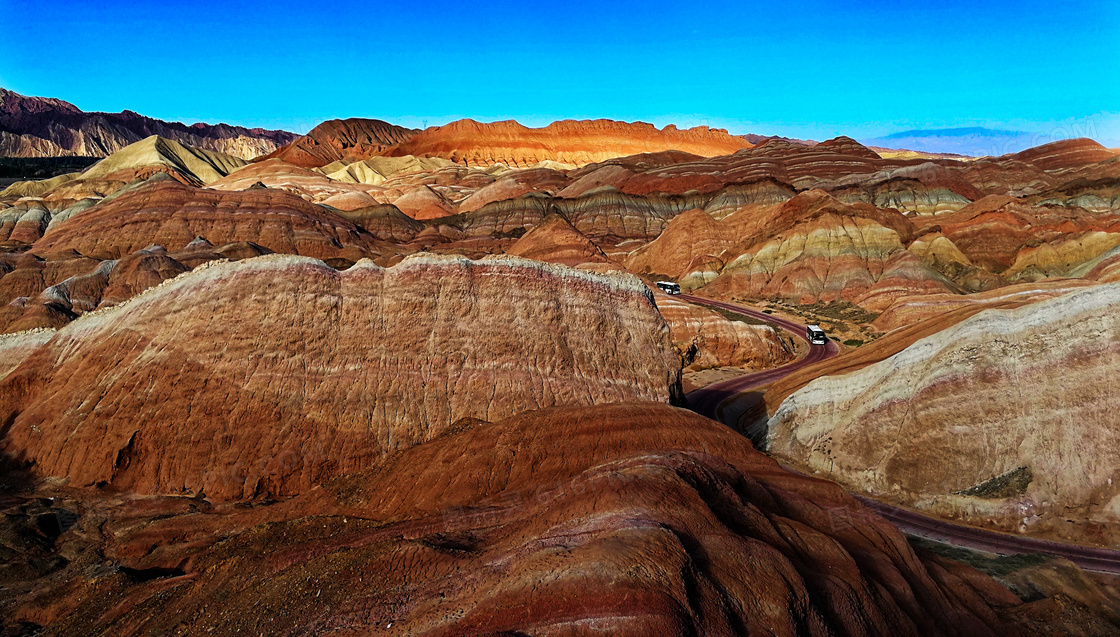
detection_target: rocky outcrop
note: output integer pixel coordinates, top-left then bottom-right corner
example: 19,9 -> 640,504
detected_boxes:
0,254 -> 682,500
260,118 -> 419,168
31,179 -> 378,261
5,403 -> 1046,636
384,118 -> 755,167
0,201 -> 51,243
654,291 -> 795,371
0,241 -> 274,333
334,203 -> 424,241
0,88 -> 295,159
505,214 -> 610,266
318,155 -> 455,184
767,282 -> 1120,546
390,184 -> 455,220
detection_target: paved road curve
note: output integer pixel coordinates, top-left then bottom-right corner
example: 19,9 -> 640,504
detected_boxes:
681,293 -> 839,422
680,293 -> 1120,575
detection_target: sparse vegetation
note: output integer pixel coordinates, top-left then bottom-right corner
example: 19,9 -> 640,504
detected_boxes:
908,536 -> 1051,578
705,305 -> 771,327
843,339 -> 864,347
799,300 -> 880,324
490,227 -> 527,239
955,466 -> 1033,499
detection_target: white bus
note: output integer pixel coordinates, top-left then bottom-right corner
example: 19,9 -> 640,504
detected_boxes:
655,281 -> 681,295
806,325 -> 828,345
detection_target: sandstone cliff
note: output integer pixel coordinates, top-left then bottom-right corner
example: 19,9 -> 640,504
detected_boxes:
654,291 -> 795,371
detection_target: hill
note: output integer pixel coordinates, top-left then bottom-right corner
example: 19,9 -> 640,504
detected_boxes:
0,88 -> 296,159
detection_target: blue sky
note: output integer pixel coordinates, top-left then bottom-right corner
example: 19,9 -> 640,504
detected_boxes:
3,0 -> 1118,144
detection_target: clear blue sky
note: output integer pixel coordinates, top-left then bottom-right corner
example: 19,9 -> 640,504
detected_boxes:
2,0 -> 1118,144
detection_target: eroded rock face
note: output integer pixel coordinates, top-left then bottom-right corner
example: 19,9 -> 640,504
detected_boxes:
654,291 -> 794,371
0,254 -> 682,500
5,404 -> 1033,636
625,208 -> 735,280
767,282 -> 1120,546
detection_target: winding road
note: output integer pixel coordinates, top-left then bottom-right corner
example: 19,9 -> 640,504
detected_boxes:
681,294 -> 838,423
680,293 -> 1120,575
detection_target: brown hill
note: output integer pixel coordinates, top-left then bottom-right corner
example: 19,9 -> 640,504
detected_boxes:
383,118 -> 755,167
505,213 -> 610,266
1005,138 -> 1117,171
30,178 -> 378,261
699,190 -> 958,310
260,118 -> 419,168
5,403 -> 1048,635
0,88 -> 296,159
0,254 -> 682,500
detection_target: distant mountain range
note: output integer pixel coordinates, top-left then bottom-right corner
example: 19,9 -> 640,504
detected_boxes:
0,88 -> 297,160
862,127 -> 1063,157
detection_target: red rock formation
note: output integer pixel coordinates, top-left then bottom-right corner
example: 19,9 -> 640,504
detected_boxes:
624,208 -> 735,281
457,167 -> 571,212
30,179 -> 378,261
0,250 -> 101,311
390,184 -> 455,220
384,119 -> 755,167
0,241 -> 279,333
261,118 -> 419,168
0,88 -> 296,159
699,190 -> 958,310
0,201 -> 51,243
505,214 -> 611,266
1006,138 -> 1117,171
5,403 -> 1043,636
0,254 -> 682,500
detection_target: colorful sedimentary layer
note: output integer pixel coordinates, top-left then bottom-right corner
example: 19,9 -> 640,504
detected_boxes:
384,118 -> 756,167
654,291 -> 795,371
5,403 -> 1043,636
768,282 -> 1120,546
260,118 -> 419,168
30,177 -> 377,260
0,254 -> 682,500
700,190 -> 957,310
